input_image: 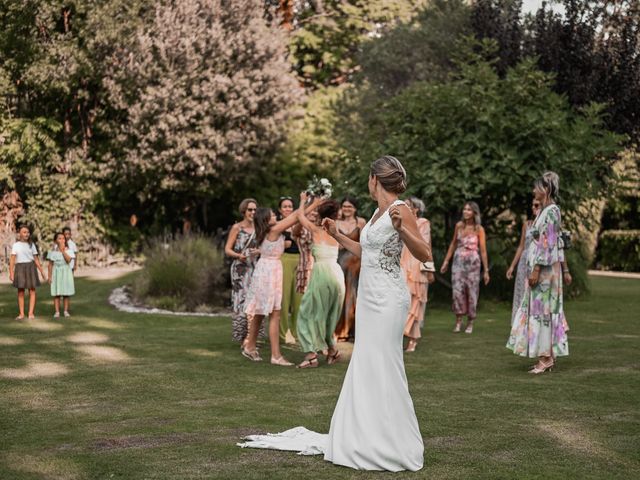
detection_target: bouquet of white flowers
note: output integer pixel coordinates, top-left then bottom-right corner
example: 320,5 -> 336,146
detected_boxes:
306,176 -> 332,199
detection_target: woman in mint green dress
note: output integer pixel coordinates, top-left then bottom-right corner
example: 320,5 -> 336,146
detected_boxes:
295,193 -> 345,368
47,232 -> 75,318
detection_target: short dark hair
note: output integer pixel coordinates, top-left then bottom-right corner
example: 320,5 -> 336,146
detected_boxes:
53,232 -> 67,245
62,226 -> 71,233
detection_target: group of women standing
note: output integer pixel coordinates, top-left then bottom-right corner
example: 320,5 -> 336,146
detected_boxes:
224,170 -> 571,375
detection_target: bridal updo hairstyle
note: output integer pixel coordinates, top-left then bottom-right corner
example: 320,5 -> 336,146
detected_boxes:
370,155 -> 407,194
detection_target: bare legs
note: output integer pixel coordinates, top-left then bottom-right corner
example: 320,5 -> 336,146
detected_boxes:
453,315 -> 474,334
453,315 -> 464,332
17,289 -> 25,319
16,289 -> 37,319
52,297 -> 70,317
243,310 -> 292,366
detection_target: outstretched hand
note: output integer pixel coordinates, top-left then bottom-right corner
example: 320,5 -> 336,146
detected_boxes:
322,218 -> 337,237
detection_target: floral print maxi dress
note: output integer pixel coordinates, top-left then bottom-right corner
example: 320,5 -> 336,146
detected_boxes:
506,204 -> 569,358
451,231 -> 481,319
231,228 -> 258,342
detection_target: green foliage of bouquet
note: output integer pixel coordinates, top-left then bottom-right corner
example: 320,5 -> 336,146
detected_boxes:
307,176 -> 333,199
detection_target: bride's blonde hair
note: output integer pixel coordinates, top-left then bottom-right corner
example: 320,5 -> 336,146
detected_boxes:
370,155 -> 407,194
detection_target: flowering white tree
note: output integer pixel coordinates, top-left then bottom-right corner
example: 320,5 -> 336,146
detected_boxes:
103,0 -> 302,224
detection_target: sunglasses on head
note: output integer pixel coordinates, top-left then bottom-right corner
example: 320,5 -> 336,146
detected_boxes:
279,196 -> 293,201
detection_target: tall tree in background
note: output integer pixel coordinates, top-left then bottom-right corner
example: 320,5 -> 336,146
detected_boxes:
0,0 -> 151,259
284,0 -> 425,89
471,0 -> 640,143
471,0 -> 523,75
102,0 -> 302,233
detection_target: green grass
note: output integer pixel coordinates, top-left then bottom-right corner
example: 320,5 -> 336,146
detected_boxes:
0,275 -> 639,480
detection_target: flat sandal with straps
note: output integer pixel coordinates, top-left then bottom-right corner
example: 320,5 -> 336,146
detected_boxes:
297,355 -> 319,369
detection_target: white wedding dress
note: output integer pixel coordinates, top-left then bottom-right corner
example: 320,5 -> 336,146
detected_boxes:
238,200 -> 424,471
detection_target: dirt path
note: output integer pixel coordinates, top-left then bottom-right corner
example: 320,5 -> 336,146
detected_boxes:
588,270 -> 640,280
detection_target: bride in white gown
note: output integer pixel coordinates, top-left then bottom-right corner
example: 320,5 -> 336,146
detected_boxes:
238,156 -> 432,472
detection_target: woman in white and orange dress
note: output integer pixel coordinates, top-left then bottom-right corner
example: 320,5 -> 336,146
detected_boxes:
400,197 -> 434,352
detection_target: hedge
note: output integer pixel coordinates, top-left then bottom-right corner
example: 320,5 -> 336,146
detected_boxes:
596,230 -> 640,272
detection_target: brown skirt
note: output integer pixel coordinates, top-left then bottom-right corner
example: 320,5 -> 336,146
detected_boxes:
13,262 -> 40,289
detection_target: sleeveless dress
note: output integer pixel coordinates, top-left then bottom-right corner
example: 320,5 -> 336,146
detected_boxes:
238,200 -> 424,472
400,217 -> 431,339
296,244 -> 345,354
244,236 -> 285,316
511,223 -> 533,325
230,228 -> 258,342
334,226 -> 361,341
451,231 -> 481,318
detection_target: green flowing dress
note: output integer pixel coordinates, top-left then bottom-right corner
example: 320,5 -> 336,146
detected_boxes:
297,244 -> 346,353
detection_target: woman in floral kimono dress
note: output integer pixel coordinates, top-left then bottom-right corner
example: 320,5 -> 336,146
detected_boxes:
506,173 -> 569,374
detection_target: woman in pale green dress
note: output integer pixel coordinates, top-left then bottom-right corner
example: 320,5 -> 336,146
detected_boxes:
47,232 -> 75,318
295,193 -> 346,369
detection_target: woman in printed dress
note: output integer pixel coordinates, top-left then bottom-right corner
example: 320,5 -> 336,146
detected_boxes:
506,172 -> 569,374
243,197 -> 324,366
400,197 -> 435,352
224,198 -> 260,344
440,202 -> 490,334
334,197 -> 366,342
278,196 -> 303,344
292,209 -> 317,296
506,198 -> 541,325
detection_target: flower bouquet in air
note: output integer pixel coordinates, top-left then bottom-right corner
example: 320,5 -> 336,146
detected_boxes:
306,176 -> 332,199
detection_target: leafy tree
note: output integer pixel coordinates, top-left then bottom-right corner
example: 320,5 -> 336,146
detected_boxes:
471,0 -> 640,143
285,0 -> 424,89
342,41 -> 622,228
0,0 -> 152,258
357,0 -> 471,97
101,0 -> 302,233
471,0 -> 523,76
338,40 -> 622,296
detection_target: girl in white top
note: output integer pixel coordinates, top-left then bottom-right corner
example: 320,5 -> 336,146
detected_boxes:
9,225 -> 46,319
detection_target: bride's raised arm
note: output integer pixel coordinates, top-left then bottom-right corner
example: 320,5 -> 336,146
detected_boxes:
390,203 -> 432,263
322,218 -> 362,258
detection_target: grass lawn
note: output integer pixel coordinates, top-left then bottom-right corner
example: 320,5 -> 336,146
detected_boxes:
0,274 -> 639,480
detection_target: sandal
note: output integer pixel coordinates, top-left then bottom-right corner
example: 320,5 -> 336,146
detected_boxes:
241,348 -> 262,362
465,320 -> 474,334
297,355 -> 319,369
15,316 -> 25,321
326,350 -> 341,365
453,320 -> 463,333
405,339 -> 418,352
271,356 -> 294,367
529,359 -> 554,374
